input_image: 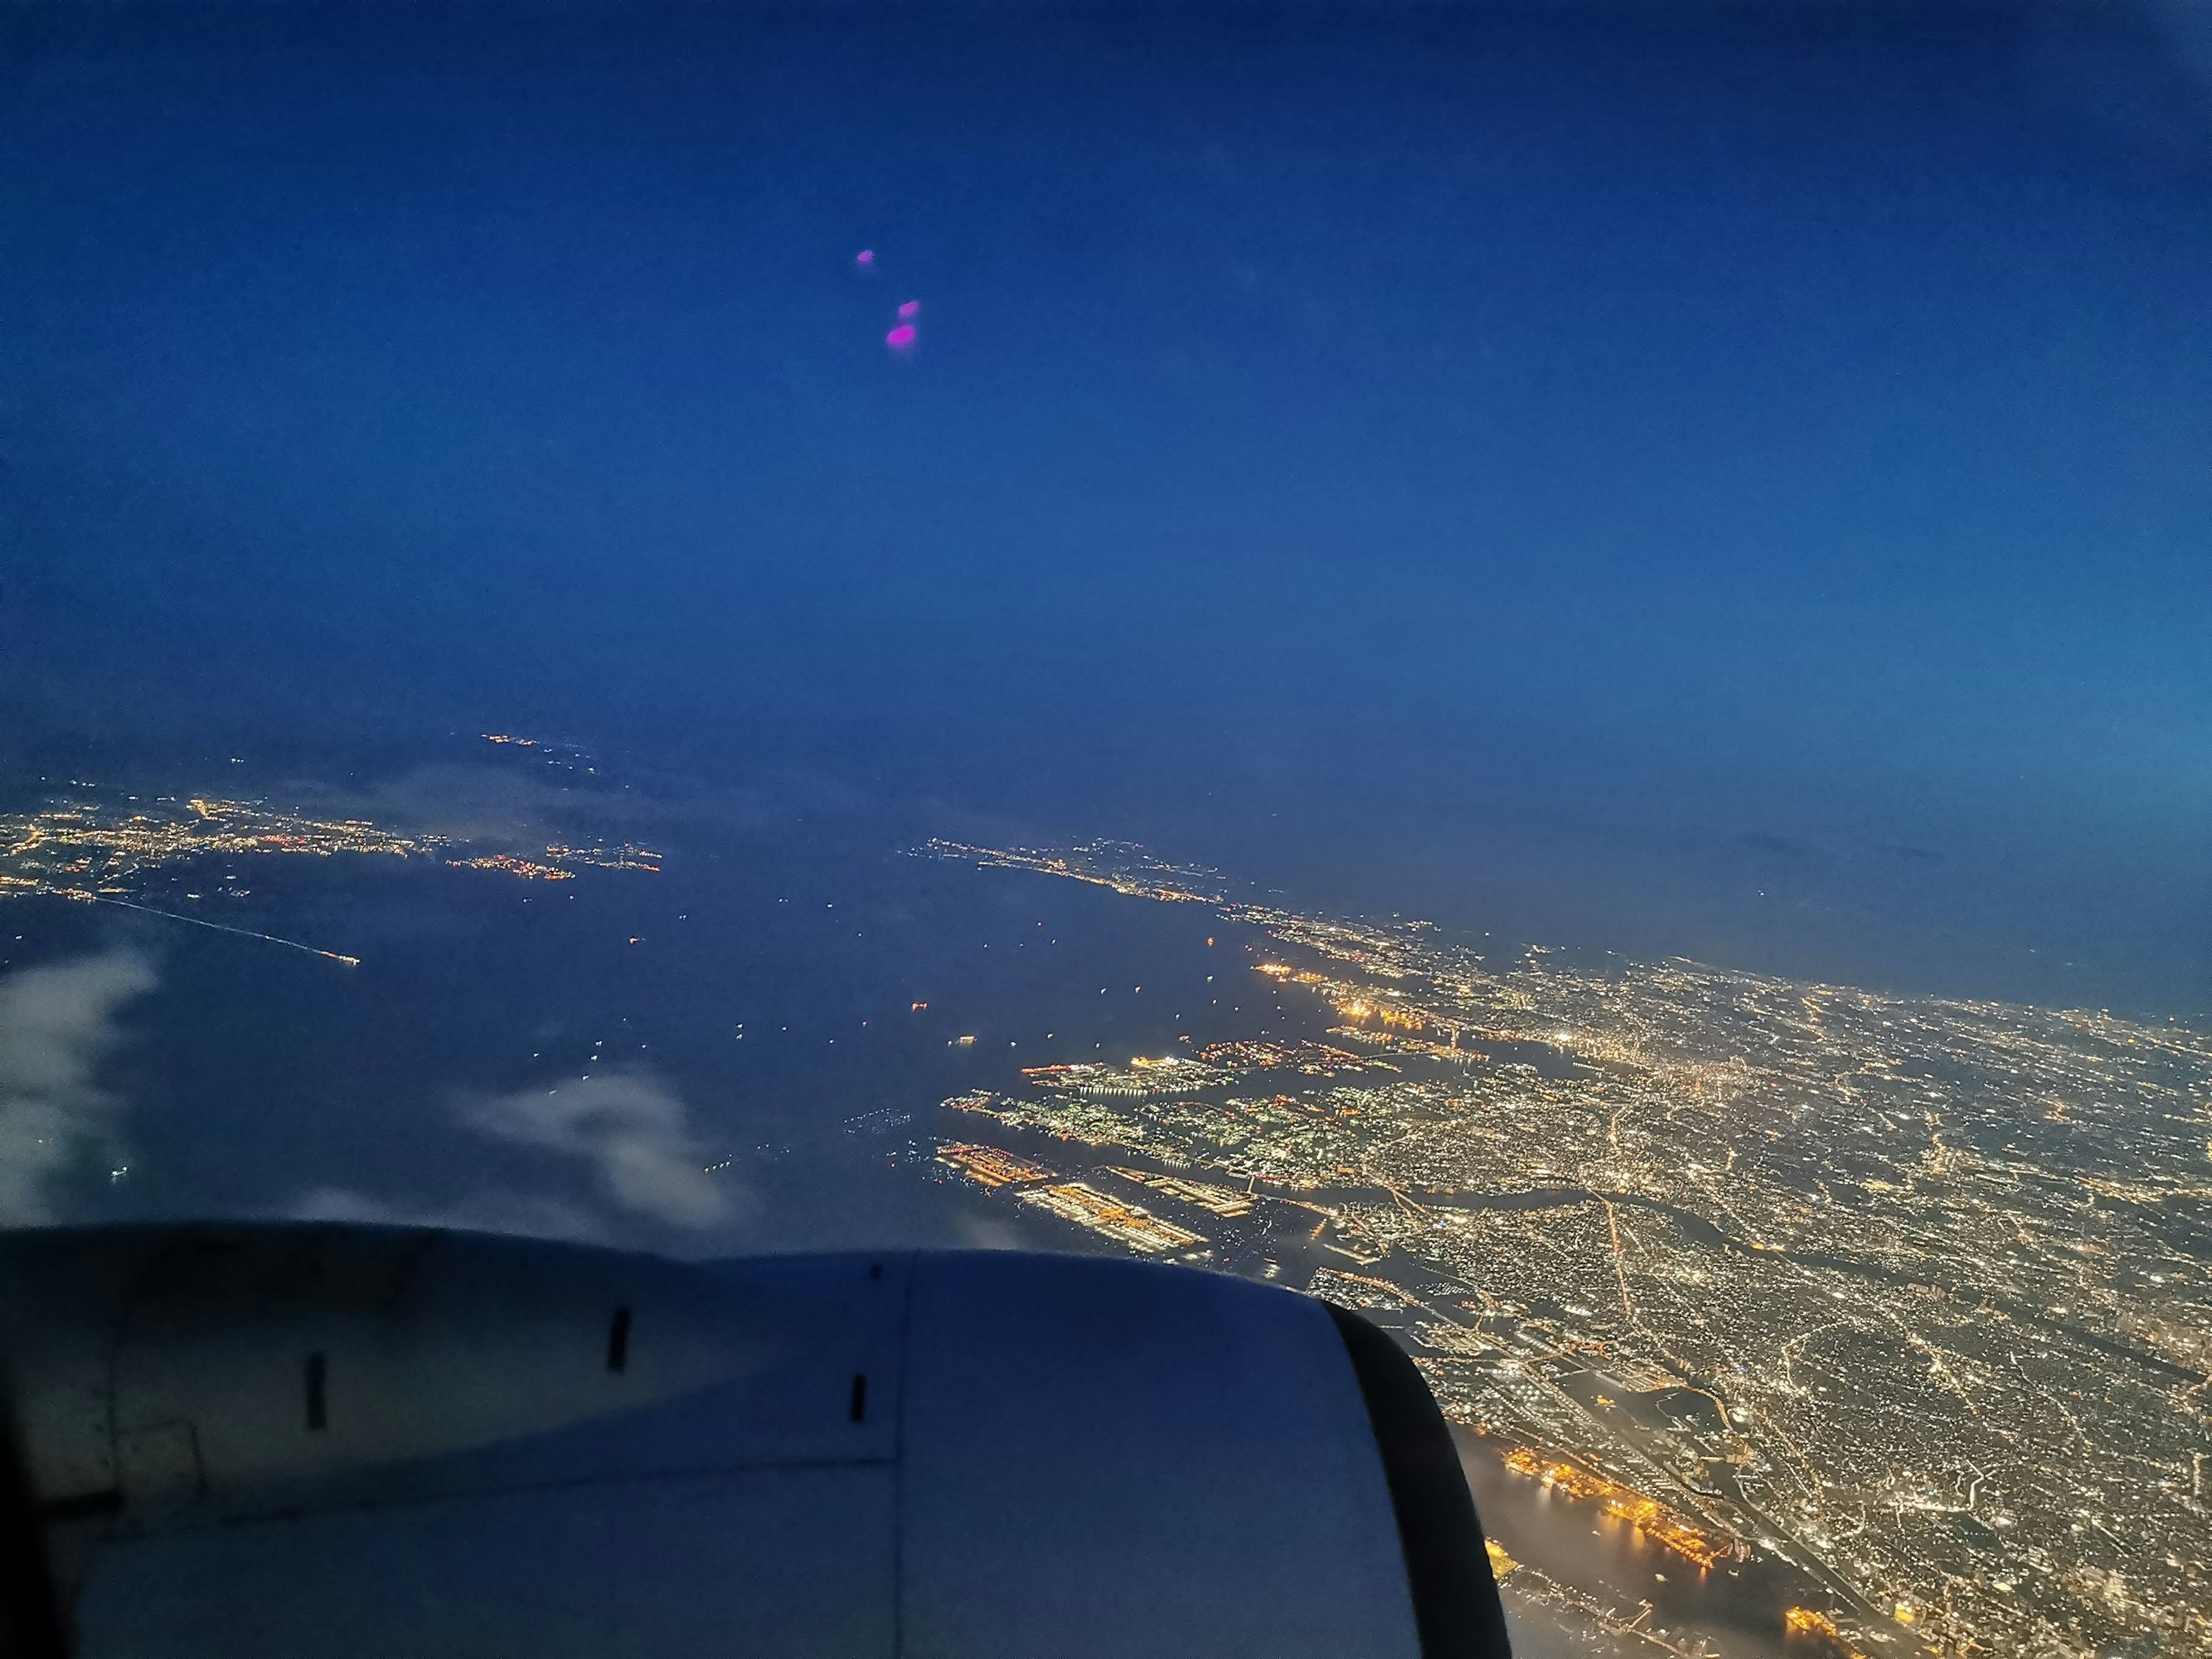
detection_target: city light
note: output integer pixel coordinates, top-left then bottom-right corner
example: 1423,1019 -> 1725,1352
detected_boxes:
916,836 -> 2212,1659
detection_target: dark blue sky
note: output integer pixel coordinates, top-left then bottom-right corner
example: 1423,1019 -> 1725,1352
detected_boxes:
3,3 -> 2208,1009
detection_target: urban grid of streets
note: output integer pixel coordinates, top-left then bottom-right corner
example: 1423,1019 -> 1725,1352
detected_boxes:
921,840 -> 2211,1659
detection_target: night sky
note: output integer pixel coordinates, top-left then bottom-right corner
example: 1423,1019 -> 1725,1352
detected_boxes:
4,2 -> 2207,1011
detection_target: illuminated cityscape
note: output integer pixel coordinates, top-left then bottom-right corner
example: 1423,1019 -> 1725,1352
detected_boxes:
1014,1180 -> 1209,1255
0,791 -> 660,916
12,4 -> 2204,1651
921,839 -> 2212,1659
934,1142 -> 1054,1188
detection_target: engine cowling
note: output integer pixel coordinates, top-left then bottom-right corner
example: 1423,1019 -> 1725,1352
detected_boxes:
0,1225 -> 1510,1657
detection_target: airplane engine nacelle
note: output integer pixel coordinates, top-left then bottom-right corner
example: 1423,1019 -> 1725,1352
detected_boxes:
0,1226 -> 1510,1658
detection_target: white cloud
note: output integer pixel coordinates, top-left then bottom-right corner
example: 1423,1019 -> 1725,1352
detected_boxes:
290,1070 -> 746,1251
953,1213 -> 1027,1251
287,763 -> 783,857
460,1073 -> 740,1231
0,950 -> 157,1225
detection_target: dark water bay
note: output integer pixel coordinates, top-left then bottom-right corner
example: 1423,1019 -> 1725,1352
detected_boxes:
1456,1430 -> 1821,1658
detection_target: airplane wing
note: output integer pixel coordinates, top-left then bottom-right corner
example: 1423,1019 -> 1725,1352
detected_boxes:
0,1225 -> 1511,1657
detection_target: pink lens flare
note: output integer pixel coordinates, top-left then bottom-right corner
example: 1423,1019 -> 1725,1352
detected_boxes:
896,300 -> 920,320
854,249 -> 876,269
885,324 -> 918,353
